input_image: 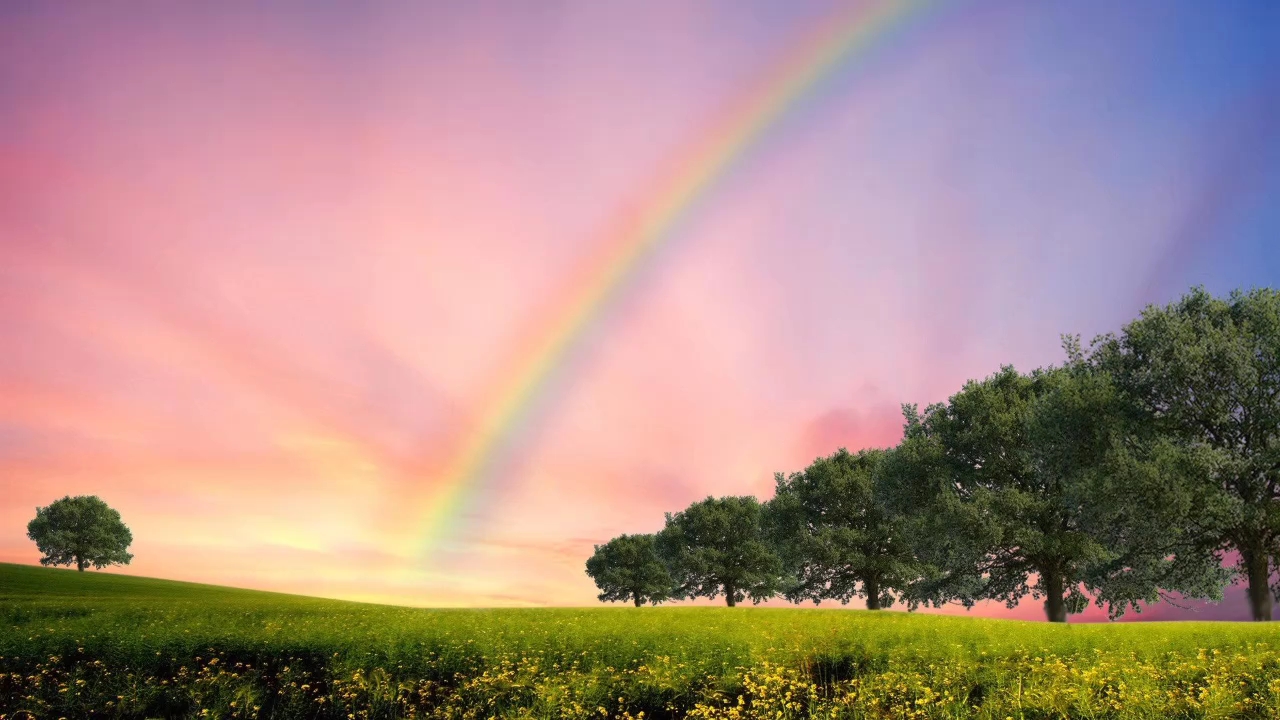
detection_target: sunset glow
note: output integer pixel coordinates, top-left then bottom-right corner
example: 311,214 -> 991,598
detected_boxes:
2,0 -> 1278,618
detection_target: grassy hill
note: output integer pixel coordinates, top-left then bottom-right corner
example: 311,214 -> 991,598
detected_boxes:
3,562 -> 1280,718
0,561 -> 310,601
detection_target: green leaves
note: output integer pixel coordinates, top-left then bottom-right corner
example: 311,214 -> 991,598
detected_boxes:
587,498 -> 786,608
26,495 -> 133,572
584,534 -> 673,606
584,286 -> 1279,621
765,448 -> 917,609
1095,286 -> 1280,620
656,496 -> 782,606
884,360 -> 1163,620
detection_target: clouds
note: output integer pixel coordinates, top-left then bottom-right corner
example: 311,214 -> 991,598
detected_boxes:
796,403 -> 905,463
0,0 -> 1276,614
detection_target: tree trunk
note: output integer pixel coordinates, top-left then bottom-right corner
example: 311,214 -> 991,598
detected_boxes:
76,556 -> 86,572
864,575 -> 881,610
1042,568 -> 1066,623
724,583 -> 737,607
633,593 -> 643,608
1243,545 -> 1273,622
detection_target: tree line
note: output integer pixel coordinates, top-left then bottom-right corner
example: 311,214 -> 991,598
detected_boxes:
585,286 -> 1280,622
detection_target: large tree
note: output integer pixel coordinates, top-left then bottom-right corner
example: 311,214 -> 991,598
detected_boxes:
884,356 -> 1217,622
1094,286 -> 1280,621
657,496 -> 782,606
886,366 -> 1101,621
27,495 -> 133,571
766,447 -> 918,610
585,534 -> 673,606
1033,342 -> 1229,618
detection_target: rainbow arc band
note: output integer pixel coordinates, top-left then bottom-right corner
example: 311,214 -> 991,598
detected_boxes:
418,0 -> 940,558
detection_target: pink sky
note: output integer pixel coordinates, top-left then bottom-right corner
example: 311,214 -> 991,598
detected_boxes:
1,1 -> 1278,619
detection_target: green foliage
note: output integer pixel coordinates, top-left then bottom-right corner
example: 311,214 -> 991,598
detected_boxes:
1094,286 -> 1280,621
1044,342 -> 1231,619
26,495 -> 133,572
556,283 -> 1280,625
657,496 -> 783,606
880,329 -> 1235,622
886,362 -> 1136,621
585,534 -> 673,606
7,563 -> 1280,719
594,286 -> 1276,623
766,447 -> 918,609
1077,432 -> 1232,618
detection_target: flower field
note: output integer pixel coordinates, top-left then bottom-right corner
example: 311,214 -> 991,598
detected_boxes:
4,564 -> 1280,719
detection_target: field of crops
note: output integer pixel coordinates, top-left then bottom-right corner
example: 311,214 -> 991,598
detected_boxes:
4,563 -> 1280,719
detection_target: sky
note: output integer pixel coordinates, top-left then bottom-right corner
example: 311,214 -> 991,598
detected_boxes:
1,0 -> 1279,620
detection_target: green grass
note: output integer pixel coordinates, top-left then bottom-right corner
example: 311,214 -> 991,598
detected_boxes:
3,562 -> 1280,719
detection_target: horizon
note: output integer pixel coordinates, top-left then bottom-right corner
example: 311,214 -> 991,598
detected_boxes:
2,1 -> 1279,618
0,562 -> 1249,624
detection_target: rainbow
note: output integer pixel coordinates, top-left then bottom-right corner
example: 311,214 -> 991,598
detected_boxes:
418,0 -> 943,556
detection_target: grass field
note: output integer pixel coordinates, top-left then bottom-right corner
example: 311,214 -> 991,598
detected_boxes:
4,563 -> 1280,718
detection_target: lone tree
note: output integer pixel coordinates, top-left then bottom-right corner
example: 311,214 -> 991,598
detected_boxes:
1095,286 -> 1280,621
27,495 -> 133,571
657,496 -> 782,606
766,447 -> 919,610
585,534 -> 673,606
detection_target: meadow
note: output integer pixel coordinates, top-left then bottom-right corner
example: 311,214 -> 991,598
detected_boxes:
4,563 -> 1280,719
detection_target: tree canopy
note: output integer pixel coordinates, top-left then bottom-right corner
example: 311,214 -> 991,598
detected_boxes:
766,447 -> 917,609
27,495 -> 133,572
1094,286 -> 1280,621
657,496 -> 782,607
881,345 -> 1230,621
583,286 -> 1280,621
585,534 -> 673,607
890,365 -> 1097,621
